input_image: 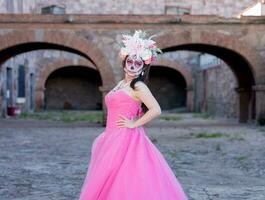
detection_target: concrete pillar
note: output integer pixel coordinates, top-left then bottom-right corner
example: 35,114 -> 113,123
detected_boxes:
235,87 -> 252,123
253,84 -> 265,125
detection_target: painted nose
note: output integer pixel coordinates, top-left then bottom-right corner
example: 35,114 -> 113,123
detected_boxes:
130,66 -> 134,70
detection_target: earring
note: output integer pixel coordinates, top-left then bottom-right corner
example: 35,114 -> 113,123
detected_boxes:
141,71 -> 144,76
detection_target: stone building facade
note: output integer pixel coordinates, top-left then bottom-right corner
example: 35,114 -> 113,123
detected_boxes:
0,1 -> 265,125
0,0 -> 260,17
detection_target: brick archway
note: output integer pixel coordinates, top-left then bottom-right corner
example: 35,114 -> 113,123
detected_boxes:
0,30 -> 115,86
152,58 -> 194,111
156,30 -> 265,122
156,30 -> 264,85
0,30 -> 115,113
36,58 -> 97,90
35,58 -> 98,109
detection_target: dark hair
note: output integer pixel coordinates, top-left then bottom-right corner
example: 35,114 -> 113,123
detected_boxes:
122,55 -> 151,114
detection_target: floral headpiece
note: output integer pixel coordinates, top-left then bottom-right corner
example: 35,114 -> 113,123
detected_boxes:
119,30 -> 162,65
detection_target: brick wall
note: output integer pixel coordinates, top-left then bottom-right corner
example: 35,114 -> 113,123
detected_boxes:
198,62 -> 237,118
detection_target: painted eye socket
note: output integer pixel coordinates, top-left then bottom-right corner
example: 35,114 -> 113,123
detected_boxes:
126,59 -> 133,65
135,60 -> 143,68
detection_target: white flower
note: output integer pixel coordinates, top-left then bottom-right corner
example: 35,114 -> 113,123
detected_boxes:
119,30 -> 163,63
141,49 -> 152,61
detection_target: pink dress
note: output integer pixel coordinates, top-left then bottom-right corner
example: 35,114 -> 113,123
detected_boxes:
78,89 -> 188,200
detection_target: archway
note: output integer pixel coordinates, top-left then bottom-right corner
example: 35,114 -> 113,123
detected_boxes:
44,66 -> 102,110
36,58 -> 100,110
156,30 -> 264,123
0,30 -> 115,115
0,30 -> 114,85
151,59 -> 194,111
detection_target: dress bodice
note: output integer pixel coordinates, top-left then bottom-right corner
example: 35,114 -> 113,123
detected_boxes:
104,89 -> 143,132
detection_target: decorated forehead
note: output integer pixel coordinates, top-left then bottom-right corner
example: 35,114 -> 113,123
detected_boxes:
118,30 -> 162,65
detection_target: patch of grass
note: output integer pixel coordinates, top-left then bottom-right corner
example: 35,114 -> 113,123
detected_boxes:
160,115 -> 183,121
149,135 -> 158,144
235,155 -> 247,161
196,132 -> 224,139
192,112 -> 211,119
20,112 -> 53,120
60,112 -> 102,123
165,150 -> 176,158
234,155 -> 249,169
20,111 -> 103,123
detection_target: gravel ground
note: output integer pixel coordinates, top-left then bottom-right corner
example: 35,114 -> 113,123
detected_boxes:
0,116 -> 265,200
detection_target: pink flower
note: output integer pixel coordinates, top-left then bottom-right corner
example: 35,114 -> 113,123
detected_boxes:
151,56 -> 156,62
148,44 -> 157,49
144,57 -> 152,65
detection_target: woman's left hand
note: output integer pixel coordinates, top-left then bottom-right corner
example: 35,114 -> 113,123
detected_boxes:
116,114 -> 136,128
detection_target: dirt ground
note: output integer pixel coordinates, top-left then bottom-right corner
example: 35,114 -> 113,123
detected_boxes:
0,113 -> 265,200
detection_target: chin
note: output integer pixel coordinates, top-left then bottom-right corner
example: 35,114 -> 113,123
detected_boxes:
125,70 -> 138,77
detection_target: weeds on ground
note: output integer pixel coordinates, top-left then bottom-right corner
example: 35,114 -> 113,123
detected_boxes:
20,110 -> 103,123
159,115 -> 183,121
164,149 -> 177,158
235,155 -> 248,162
192,112 -> 211,119
195,132 -> 225,138
149,135 -> 158,144
234,155 -> 248,169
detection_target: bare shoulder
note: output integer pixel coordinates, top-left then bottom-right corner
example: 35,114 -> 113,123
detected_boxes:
134,81 -> 149,91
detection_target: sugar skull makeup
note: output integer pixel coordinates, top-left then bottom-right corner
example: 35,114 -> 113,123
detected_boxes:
125,55 -> 144,76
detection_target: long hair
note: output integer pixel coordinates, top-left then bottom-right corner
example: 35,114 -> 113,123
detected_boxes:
122,55 -> 151,114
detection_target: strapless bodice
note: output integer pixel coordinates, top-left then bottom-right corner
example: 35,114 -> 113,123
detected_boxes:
104,89 -> 143,132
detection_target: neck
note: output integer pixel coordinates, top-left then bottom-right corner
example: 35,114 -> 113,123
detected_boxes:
124,73 -> 134,83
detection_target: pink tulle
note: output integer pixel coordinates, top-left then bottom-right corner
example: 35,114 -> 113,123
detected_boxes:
78,89 -> 188,200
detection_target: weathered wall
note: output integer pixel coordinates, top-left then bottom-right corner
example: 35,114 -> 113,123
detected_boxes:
200,63 -> 237,118
45,67 -> 102,110
0,0 -> 164,15
0,0 -> 259,17
0,15 -> 264,123
1,50 -> 86,112
165,0 -> 258,18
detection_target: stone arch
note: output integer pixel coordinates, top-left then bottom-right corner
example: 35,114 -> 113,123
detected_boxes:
36,58 -> 97,92
156,30 -> 265,122
0,30 -> 115,86
34,58 -> 99,109
156,30 -> 264,85
151,58 -> 194,111
0,30 -> 115,112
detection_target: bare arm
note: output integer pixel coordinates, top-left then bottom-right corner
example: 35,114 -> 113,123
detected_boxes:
131,81 -> 161,128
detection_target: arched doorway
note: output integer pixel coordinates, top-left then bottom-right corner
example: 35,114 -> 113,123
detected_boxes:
151,59 -> 194,111
44,66 -> 102,110
0,30 -> 115,117
156,30 -> 264,123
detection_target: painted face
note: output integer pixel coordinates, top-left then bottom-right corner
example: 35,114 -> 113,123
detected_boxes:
125,55 -> 144,76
